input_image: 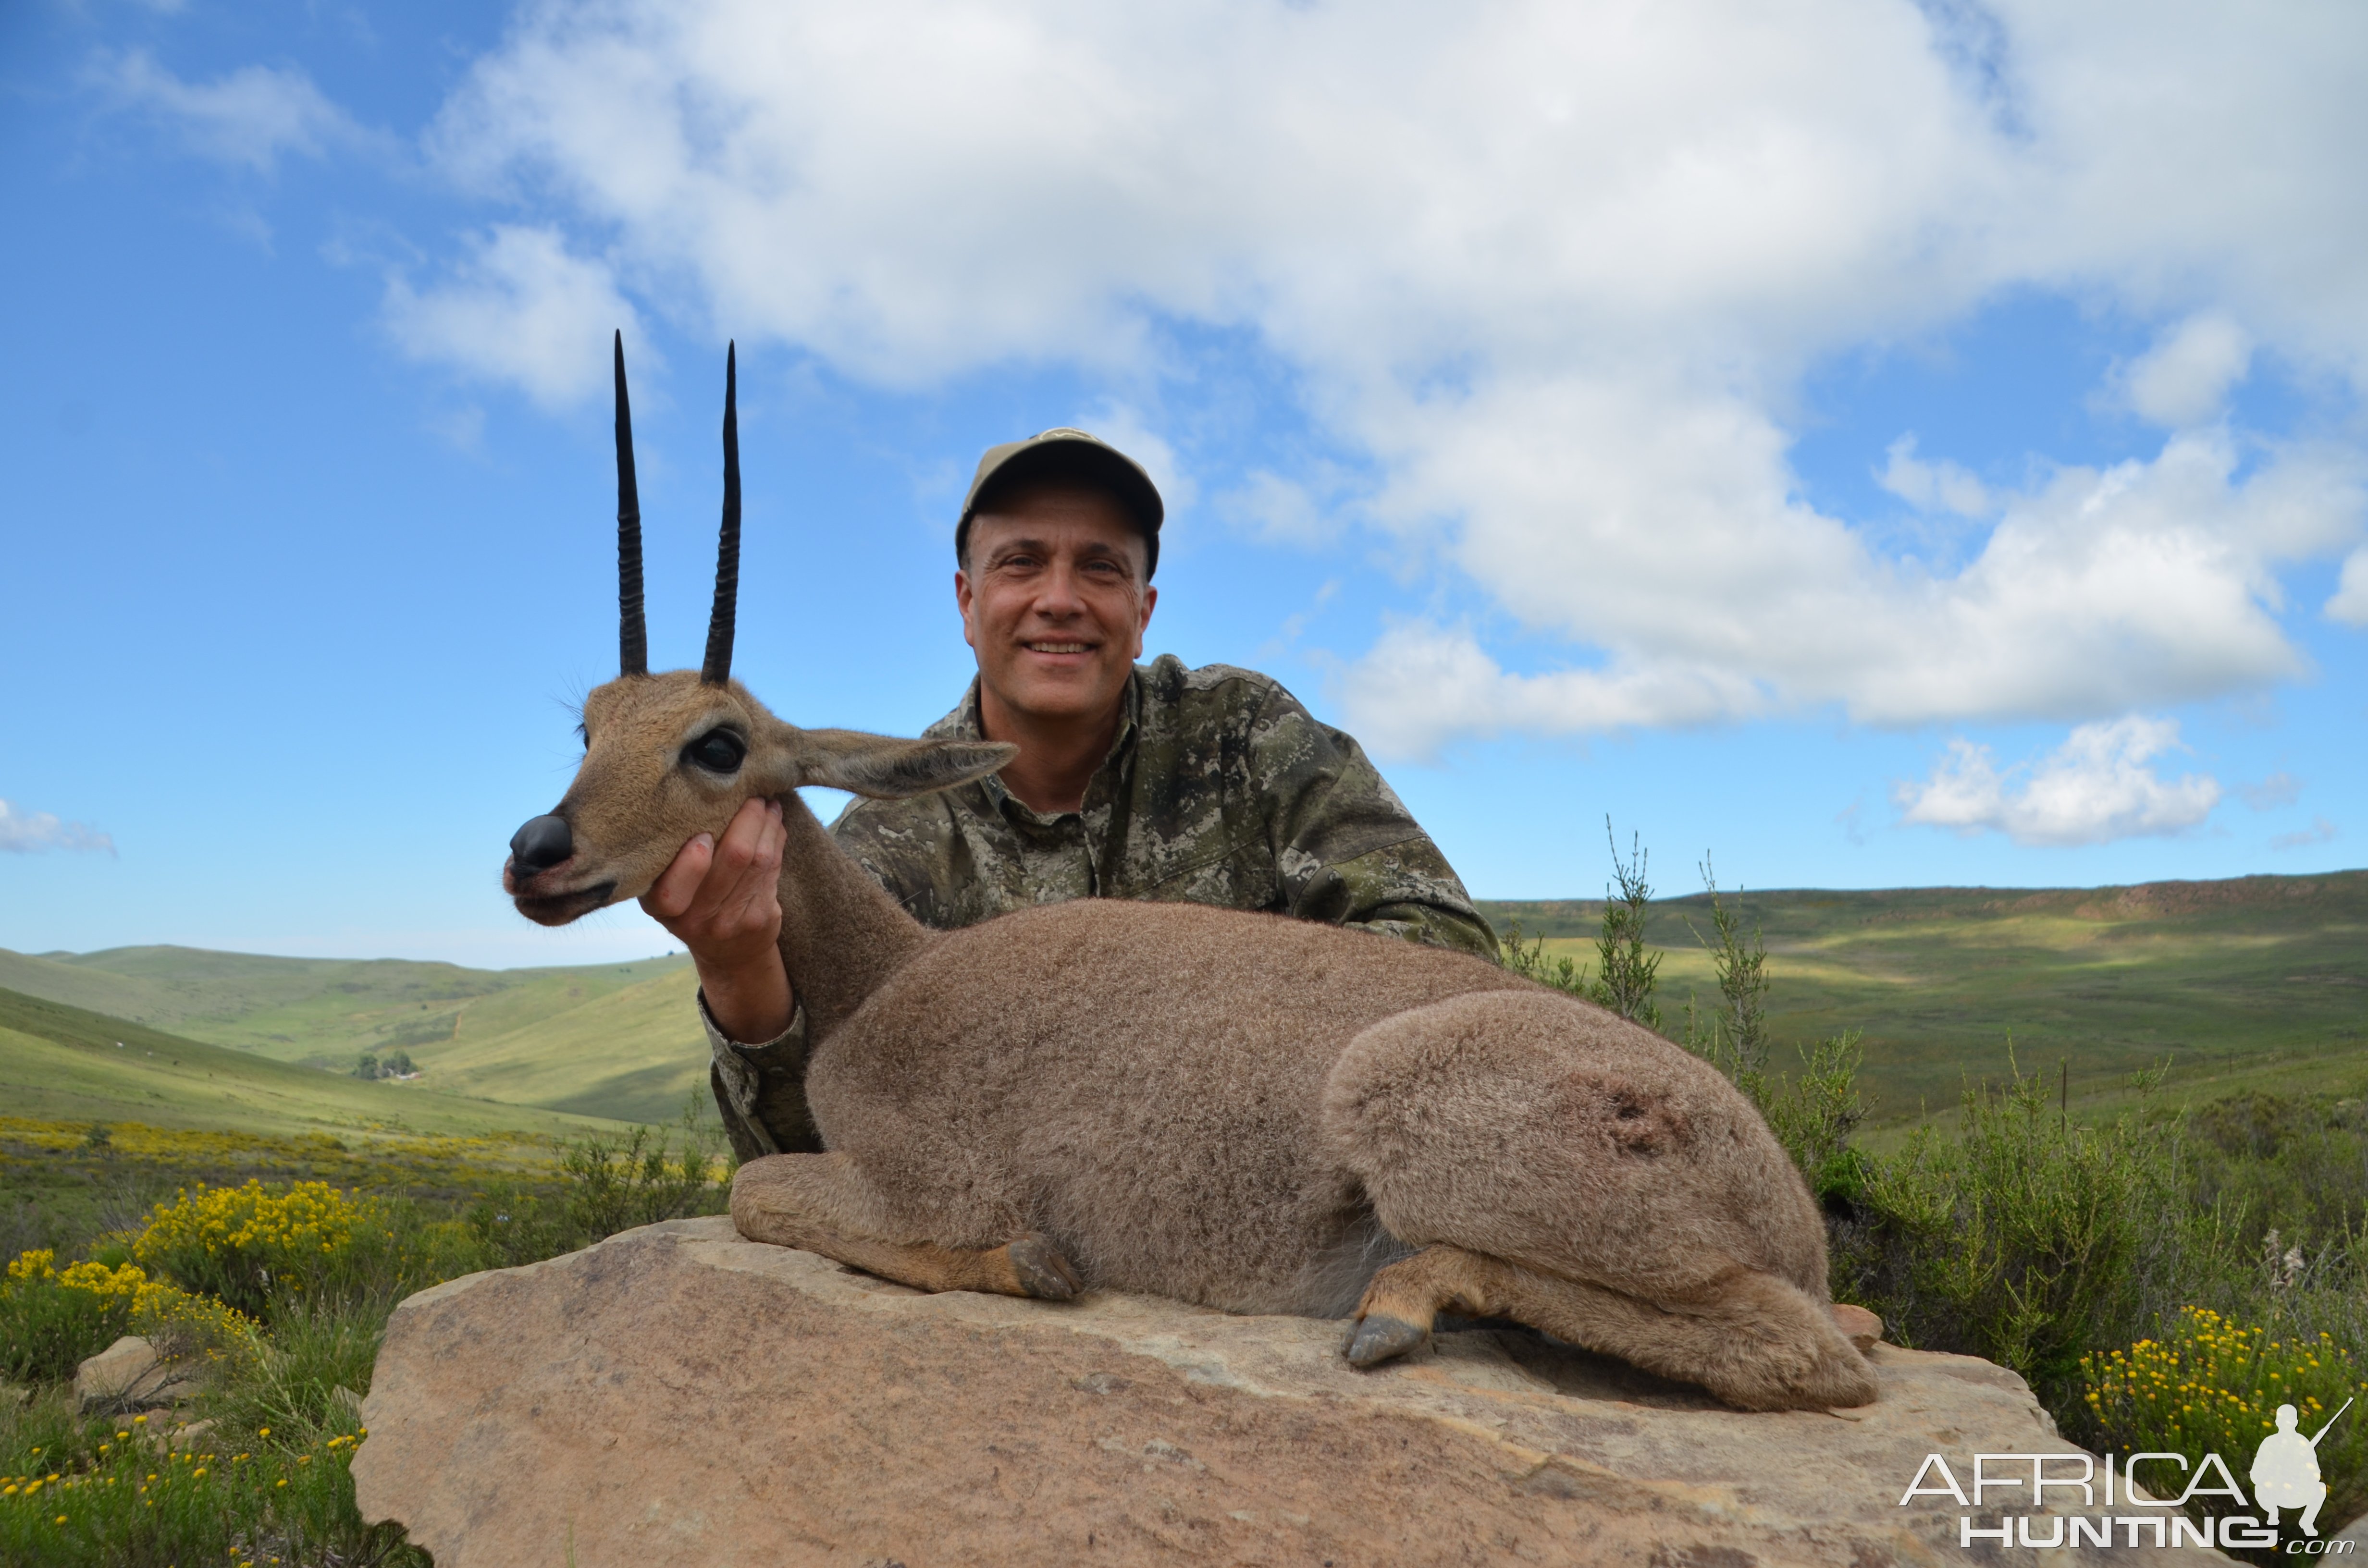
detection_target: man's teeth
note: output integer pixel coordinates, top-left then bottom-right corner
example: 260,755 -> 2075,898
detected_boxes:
1028,642 -> 1091,653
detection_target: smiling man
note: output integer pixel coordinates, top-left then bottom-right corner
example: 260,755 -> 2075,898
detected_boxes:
643,429 -> 1498,1160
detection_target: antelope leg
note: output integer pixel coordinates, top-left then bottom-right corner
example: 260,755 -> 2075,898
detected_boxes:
730,1152 -> 1078,1300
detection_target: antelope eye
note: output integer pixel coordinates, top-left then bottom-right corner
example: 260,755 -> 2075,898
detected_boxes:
685,729 -> 746,774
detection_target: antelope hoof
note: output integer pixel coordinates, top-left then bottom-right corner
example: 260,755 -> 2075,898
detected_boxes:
1007,1234 -> 1081,1301
1344,1313 -> 1429,1369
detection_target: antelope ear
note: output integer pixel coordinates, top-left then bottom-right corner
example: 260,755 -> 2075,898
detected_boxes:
793,729 -> 1018,799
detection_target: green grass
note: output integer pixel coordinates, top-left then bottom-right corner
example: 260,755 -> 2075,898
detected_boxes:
1481,869 -> 2368,1124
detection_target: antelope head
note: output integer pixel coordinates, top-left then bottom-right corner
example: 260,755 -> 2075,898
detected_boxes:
503,335 -> 1013,928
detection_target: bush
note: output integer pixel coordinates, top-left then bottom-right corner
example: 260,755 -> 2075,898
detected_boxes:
0,1254 -> 126,1386
131,1180 -> 395,1318
1498,819 -> 1664,1031
0,1251 -> 255,1388
2187,1092 -> 2368,1253
2084,1306 -> 2368,1542
463,1116 -> 727,1270
1828,1058 -> 2241,1409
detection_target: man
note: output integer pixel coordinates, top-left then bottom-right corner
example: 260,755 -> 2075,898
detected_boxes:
643,428 -> 1497,1160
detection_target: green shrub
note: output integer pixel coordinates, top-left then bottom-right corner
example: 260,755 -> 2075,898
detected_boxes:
2186,1092 -> 2368,1253
464,1115 -> 727,1270
0,1265 -> 127,1386
1498,819 -> 1664,1031
1830,1058 -> 2243,1409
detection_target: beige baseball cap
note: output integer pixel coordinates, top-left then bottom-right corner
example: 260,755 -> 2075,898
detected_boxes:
957,428 -> 1165,579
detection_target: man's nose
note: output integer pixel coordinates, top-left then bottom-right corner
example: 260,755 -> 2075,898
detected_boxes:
1034,559 -> 1086,613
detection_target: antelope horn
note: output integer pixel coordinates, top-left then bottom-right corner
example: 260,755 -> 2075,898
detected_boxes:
614,330 -> 647,677
701,341 -> 740,687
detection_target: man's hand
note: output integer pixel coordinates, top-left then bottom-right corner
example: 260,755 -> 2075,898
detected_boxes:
641,797 -> 794,1044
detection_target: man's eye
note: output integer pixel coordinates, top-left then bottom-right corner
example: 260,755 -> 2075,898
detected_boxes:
684,730 -> 746,773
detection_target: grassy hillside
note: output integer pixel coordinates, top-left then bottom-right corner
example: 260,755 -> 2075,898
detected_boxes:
9,866 -> 2361,1131
0,945 -> 704,1126
0,945 -> 688,1063
416,965 -> 708,1124
0,987 -> 626,1143
1481,869 -> 2368,1123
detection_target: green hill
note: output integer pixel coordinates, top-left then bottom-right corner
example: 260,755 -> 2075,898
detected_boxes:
0,945 -> 704,1126
8,866 -> 2362,1133
1481,869 -> 2368,1122
0,986 -> 627,1142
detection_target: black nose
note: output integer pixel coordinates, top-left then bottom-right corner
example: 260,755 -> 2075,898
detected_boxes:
509,814 -> 574,876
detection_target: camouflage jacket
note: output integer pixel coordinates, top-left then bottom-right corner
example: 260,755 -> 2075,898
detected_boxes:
706,655 -> 1498,1160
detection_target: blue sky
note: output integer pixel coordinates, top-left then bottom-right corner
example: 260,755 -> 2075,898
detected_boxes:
2,0 -> 2363,966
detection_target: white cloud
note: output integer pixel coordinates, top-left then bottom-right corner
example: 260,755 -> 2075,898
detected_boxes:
2330,548 -> 2368,626
1893,716 -> 2221,847
1340,424 -> 2357,747
2117,314 -> 2254,427
1340,622 -> 1764,761
2239,771 -> 2302,810
1877,434 -> 1992,517
0,800 -> 116,856
401,0 -> 2368,742
383,227 -> 646,408
1073,403 -> 1196,520
95,49 -> 369,173
1220,470 -> 1340,548
2270,816 -> 2338,851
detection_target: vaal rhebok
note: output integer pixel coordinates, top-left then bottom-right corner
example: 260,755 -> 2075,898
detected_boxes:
501,336 -> 1878,1411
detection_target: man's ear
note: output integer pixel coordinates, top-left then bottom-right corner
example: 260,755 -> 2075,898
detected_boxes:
794,729 -> 1018,799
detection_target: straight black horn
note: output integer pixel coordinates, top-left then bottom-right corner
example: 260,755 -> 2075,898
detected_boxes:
614,330 -> 648,677
700,340 -> 740,686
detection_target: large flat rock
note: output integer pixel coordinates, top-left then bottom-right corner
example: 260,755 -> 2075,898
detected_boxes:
355,1217 -> 2231,1566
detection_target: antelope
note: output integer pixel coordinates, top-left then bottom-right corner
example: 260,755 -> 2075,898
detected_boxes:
501,336 -> 1880,1412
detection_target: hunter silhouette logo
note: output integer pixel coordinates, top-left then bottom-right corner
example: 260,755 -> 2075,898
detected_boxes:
2254,1398 -> 2353,1537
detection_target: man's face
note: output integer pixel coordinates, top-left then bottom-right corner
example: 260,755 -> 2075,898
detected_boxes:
957,483 -> 1156,727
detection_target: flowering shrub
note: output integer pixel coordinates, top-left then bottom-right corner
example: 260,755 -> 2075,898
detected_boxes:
132,1181 -> 392,1315
0,1251 -> 254,1385
2083,1306 -> 2368,1533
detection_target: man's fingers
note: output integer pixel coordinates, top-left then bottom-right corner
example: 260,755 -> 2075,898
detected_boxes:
640,833 -> 715,921
714,796 -> 775,863
715,800 -> 786,928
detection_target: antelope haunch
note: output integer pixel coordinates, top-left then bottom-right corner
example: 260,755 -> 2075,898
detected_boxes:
501,337 -> 1879,1411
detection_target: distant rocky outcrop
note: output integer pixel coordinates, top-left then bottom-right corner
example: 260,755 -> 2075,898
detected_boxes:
355,1218 -> 2234,1566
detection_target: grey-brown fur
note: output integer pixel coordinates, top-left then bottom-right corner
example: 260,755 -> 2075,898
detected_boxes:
506,672 -> 1879,1411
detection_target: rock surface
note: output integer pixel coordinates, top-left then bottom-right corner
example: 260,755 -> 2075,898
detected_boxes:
356,1217 -> 2232,1567
74,1334 -> 201,1414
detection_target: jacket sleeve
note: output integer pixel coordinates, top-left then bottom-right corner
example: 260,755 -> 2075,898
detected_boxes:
1246,685 -> 1501,961
699,990 -> 824,1165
